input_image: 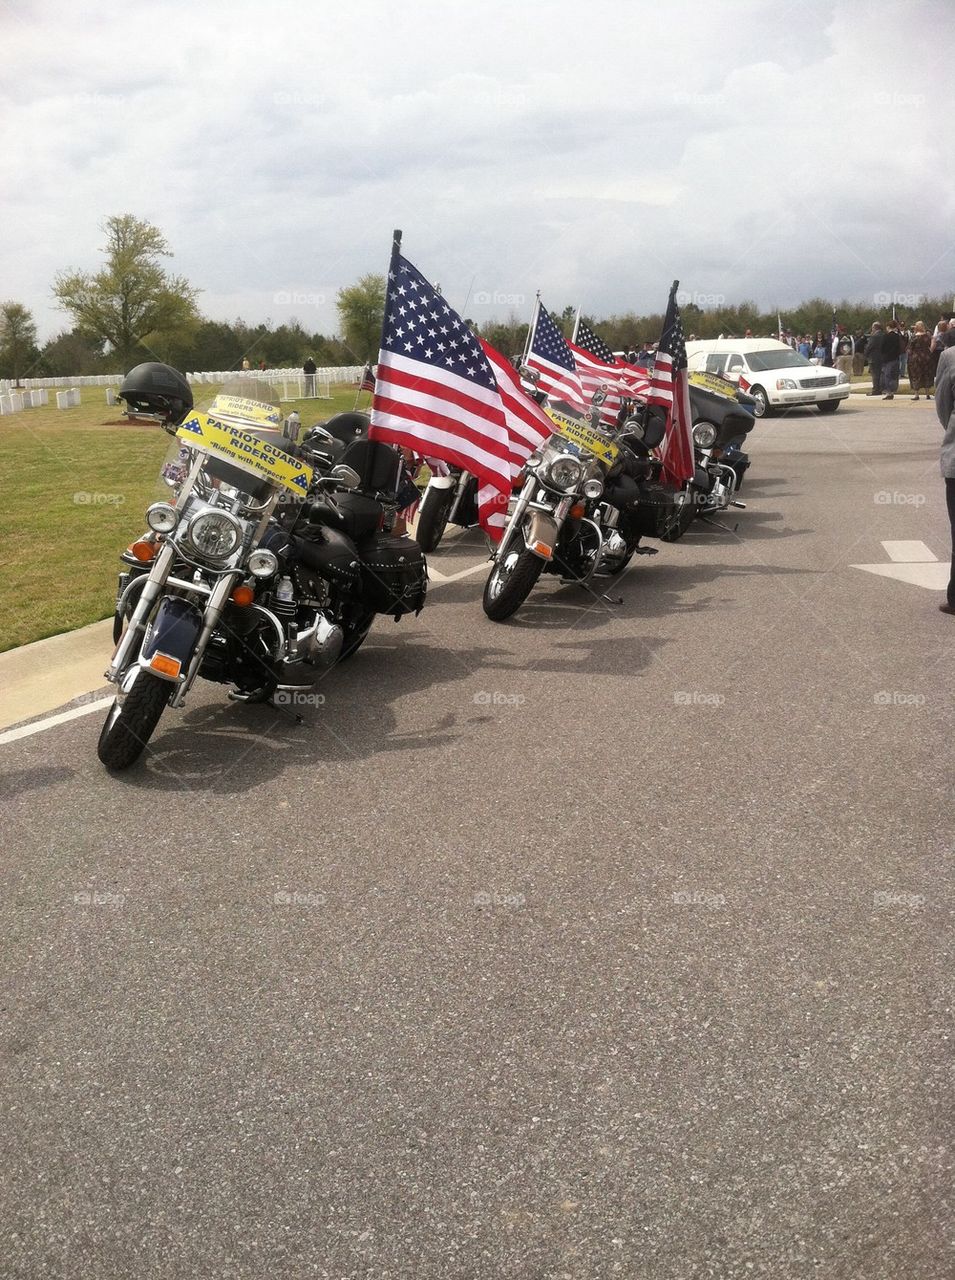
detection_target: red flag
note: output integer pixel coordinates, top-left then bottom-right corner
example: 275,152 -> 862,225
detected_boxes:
646,283 -> 695,486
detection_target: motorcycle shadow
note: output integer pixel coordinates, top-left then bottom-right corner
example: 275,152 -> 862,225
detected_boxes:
683,511 -> 811,543
110,636 -> 518,792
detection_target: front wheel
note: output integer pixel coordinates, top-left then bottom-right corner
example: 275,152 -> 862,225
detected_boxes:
482,546 -> 544,621
414,487 -> 455,552
749,386 -> 769,417
97,669 -> 172,770
817,400 -> 841,414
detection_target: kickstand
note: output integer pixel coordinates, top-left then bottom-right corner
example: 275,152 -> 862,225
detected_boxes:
600,591 -> 625,605
699,514 -> 739,533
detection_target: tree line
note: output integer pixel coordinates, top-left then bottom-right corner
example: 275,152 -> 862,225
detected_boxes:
1,213 -> 952,381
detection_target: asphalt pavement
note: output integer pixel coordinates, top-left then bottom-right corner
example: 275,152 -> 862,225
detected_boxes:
1,398 -> 952,1279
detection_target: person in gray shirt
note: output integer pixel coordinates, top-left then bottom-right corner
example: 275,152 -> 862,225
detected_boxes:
935,346 -> 955,614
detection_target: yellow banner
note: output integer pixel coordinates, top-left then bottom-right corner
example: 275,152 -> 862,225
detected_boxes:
176,412 -> 313,495
207,394 -> 283,426
689,371 -> 738,401
546,409 -> 619,467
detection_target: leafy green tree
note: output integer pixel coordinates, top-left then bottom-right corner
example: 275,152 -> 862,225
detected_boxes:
39,328 -> 105,377
52,214 -> 201,371
0,302 -> 40,383
336,274 -> 386,362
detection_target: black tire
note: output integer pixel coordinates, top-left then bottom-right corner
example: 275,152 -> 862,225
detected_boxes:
749,386 -> 769,417
661,492 -> 697,542
482,546 -> 545,621
414,487 -> 455,552
818,400 -> 840,414
97,670 -> 171,770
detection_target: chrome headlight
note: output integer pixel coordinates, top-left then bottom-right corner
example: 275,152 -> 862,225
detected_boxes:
187,509 -> 242,559
247,548 -> 279,578
693,422 -> 718,449
145,501 -> 178,533
582,478 -> 604,499
836,370 -> 848,384
775,378 -> 798,390
542,453 -> 584,492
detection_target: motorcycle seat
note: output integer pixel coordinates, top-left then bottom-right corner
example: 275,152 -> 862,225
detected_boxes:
306,491 -> 383,543
320,411 -> 371,444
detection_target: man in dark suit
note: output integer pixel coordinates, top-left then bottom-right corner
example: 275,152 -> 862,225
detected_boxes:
881,321 -> 903,400
866,323 -> 885,396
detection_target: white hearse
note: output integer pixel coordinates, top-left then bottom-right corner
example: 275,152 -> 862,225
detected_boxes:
684,339 -> 851,417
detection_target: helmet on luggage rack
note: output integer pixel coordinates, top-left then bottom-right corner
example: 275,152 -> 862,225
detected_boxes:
119,363 -> 193,425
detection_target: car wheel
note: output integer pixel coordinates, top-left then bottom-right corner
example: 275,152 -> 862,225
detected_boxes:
749,386 -> 769,418
818,400 -> 840,415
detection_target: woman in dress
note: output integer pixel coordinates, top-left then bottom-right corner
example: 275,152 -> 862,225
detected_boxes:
907,322 -> 933,400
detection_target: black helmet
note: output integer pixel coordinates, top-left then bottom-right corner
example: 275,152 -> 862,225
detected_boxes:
119,362 -> 193,424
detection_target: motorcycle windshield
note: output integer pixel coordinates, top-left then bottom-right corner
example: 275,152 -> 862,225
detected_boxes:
158,379 -> 312,504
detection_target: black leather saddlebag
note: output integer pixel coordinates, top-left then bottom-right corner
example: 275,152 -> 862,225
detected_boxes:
359,535 -> 427,618
625,481 -> 680,539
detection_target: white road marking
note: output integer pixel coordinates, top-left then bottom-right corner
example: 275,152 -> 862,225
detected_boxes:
0,697 -> 114,746
882,540 -> 938,563
0,557 -> 493,745
428,562 -> 489,584
851,540 -> 948,590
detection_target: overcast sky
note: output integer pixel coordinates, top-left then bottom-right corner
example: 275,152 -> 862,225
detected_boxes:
3,0 -> 953,344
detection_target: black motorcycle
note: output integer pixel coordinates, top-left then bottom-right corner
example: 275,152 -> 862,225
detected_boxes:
660,381 -> 755,541
482,396 -> 673,621
98,368 -> 426,770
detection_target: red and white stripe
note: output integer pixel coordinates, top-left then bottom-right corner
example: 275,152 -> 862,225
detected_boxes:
370,350 -> 512,496
648,352 -> 695,486
477,339 -> 556,540
525,354 -> 586,414
568,341 -> 626,427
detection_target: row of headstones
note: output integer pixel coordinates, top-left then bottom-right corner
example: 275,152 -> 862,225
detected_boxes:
0,367 -> 366,395
0,388 -> 52,414
185,367 -> 365,384
0,375 -> 122,391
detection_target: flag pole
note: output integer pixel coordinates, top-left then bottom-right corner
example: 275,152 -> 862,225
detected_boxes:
363,229 -> 401,412
522,292 -> 540,365
572,306 -> 581,345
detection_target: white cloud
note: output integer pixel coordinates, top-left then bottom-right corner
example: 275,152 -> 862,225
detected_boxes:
2,0 -> 953,344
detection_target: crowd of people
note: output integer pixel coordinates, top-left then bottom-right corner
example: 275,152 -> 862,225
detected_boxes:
767,316 -> 955,399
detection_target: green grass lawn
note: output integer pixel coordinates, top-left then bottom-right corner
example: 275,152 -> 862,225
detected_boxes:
0,382 -> 372,652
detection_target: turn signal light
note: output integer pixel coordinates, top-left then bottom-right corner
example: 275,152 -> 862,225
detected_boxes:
533,541 -> 553,559
149,653 -> 181,678
569,502 -> 586,519
231,585 -> 255,607
129,540 -> 156,563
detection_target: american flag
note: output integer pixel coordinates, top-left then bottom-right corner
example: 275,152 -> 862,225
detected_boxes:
647,281 -> 695,486
476,338 -> 554,540
369,251 -> 512,509
568,338 -> 623,428
525,303 -> 586,413
575,319 -> 651,401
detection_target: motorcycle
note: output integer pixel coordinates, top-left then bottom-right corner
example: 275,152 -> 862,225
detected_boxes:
482,393 -> 671,621
413,466 -> 479,553
97,367 -> 426,770
412,367 -> 548,553
660,379 -> 755,541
